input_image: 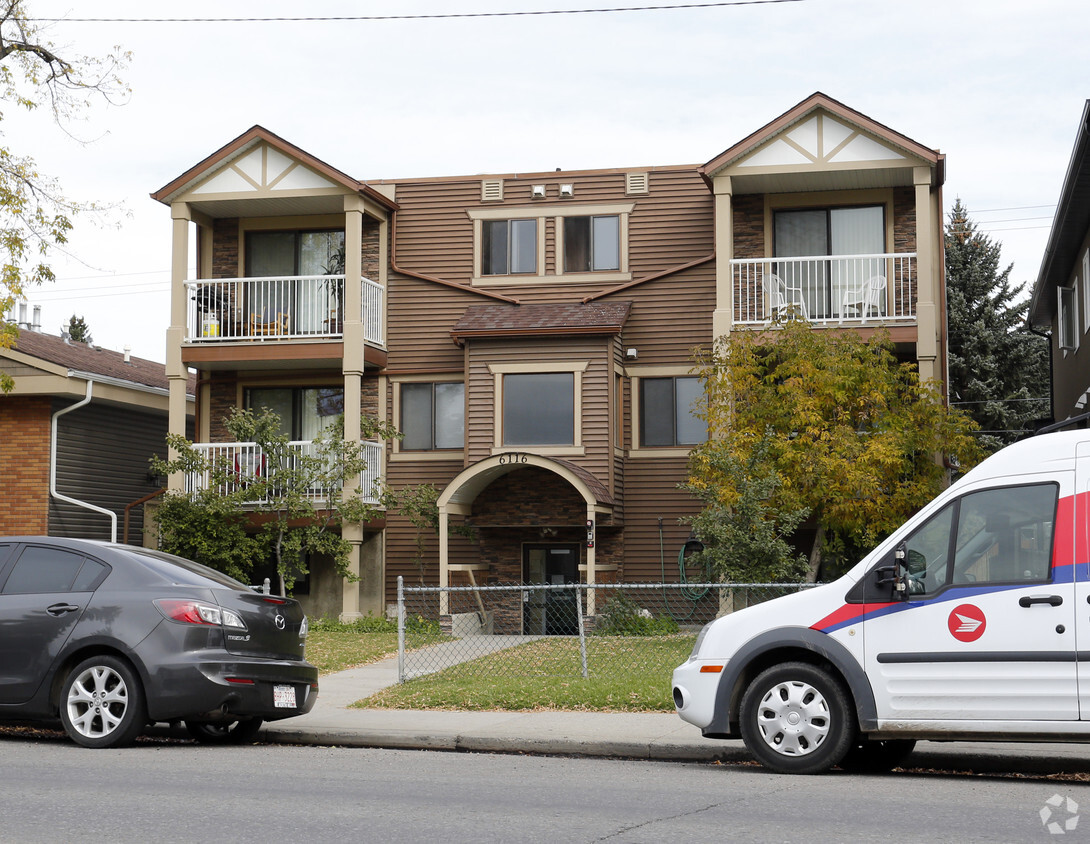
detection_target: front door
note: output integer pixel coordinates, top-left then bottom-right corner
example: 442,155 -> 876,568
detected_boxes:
523,544 -> 579,635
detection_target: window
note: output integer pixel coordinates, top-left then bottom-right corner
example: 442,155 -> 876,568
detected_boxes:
639,376 -> 707,447
400,382 -> 465,450
774,205 -> 885,319
244,230 -> 345,335
1083,250 -> 1090,333
2,547 -> 106,594
246,387 -> 344,440
482,219 -> 536,275
1059,286 -> 1078,352
899,483 -> 1057,596
564,215 -> 620,273
503,373 -> 574,446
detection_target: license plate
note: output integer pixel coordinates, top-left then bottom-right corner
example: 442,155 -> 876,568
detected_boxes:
273,684 -> 297,709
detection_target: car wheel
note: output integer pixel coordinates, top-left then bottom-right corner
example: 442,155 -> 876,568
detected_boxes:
60,656 -> 147,749
839,738 -> 917,772
185,718 -> 264,744
739,661 -> 855,774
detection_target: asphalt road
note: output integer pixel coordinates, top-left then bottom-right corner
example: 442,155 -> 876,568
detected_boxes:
0,732 -> 1083,843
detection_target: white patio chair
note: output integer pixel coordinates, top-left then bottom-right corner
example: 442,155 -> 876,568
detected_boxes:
764,272 -> 809,321
840,275 -> 886,323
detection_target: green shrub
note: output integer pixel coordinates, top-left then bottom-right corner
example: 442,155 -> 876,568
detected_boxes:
594,592 -> 679,636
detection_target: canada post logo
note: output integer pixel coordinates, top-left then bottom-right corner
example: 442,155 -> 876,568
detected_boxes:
948,604 -> 986,643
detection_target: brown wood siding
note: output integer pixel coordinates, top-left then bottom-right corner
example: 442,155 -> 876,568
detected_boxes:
463,335 -> 613,485
621,455 -> 701,582
385,273 -> 477,372
382,458 -> 478,601
614,264 -> 716,364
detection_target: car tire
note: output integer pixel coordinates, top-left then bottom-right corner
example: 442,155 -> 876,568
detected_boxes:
739,661 -> 855,774
839,738 -> 917,772
185,718 -> 264,744
59,655 -> 147,749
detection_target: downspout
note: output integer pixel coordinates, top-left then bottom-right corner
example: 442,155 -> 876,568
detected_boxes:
1027,326 -> 1054,427
51,379 -> 118,543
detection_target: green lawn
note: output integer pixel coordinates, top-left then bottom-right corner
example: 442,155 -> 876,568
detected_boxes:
357,635 -> 696,712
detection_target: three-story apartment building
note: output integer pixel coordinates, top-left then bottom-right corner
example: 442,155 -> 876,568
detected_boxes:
152,92 -> 947,624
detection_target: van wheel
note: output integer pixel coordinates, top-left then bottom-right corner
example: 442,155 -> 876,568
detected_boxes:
839,738 -> 917,772
739,662 -> 855,774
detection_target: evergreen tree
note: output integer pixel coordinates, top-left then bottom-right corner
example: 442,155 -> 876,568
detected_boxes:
945,199 -> 1050,451
65,314 -> 91,344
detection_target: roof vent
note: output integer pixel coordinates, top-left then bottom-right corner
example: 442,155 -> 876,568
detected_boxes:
626,172 -> 649,195
531,185 -> 546,199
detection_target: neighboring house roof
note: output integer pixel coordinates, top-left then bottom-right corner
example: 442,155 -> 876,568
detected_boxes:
3,329 -> 196,398
450,301 -> 633,345
150,124 -> 399,214
1029,100 -> 1090,328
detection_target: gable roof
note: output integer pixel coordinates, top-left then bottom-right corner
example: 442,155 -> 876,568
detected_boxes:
450,301 -> 633,345
1029,100 -> 1090,327
4,329 -> 193,396
700,92 -> 945,191
150,125 -> 398,216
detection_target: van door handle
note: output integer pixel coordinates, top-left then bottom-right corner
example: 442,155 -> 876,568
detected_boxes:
1019,595 -> 1063,607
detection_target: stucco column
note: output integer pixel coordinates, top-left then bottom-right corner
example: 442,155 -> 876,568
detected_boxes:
438,505 -> 450,615
166,204 -> 191,492
341,197 -> 366,621
712,176 -> 734,341
914,167 -> 938,384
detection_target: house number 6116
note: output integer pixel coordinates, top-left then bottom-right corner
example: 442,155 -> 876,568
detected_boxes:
498,452 -> 528,465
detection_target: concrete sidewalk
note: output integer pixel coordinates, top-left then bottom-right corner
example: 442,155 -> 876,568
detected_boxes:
258,653 -> 1090,775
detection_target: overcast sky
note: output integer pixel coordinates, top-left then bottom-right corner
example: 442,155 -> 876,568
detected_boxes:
14,0 -> 1089,362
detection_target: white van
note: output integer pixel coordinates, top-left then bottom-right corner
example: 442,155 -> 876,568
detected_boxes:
672,429 -> 1090,774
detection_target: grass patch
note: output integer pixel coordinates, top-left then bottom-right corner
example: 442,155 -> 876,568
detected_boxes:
360,635 -> 696,712
305,616 -> 444,675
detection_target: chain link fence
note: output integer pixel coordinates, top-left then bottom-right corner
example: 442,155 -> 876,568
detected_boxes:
395,577 -> 819,683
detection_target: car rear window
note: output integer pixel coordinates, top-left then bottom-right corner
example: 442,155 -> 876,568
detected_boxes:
3,547 -> 91,594
118,547 -> 251,590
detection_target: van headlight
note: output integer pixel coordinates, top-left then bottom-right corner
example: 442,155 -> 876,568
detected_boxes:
689,621 -> 712,660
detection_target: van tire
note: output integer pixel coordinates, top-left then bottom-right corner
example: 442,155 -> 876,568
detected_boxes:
739,662 -> 855,774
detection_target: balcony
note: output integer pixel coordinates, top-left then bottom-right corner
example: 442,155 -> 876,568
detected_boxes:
730,253 -> 916,326
184,275 -> 385,347
184,440 -> 384,507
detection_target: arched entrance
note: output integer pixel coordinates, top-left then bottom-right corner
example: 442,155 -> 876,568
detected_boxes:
435,453 -> 614,630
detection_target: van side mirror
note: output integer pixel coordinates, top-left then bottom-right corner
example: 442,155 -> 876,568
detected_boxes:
875,544 -> 910,601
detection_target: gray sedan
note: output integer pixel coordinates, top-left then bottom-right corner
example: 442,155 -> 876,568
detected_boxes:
0,537 -> 318,747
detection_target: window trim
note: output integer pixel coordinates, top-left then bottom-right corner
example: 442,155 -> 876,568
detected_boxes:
1059,285 -> 1079,353
390,375 -> 466,460
468,202 -> 633,287
1082,249 -> 1090,335
629,367 -> 706,457
489,361 -> 587,455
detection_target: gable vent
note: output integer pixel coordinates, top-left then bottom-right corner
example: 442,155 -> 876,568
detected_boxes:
626,172 -> 649,195
481,179 -> 504,202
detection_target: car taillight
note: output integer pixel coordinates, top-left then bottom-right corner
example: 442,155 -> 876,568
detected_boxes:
299,615 -> 308,638
154,599 -> 247,629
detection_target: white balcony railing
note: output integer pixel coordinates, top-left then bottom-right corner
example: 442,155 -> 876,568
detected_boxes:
730,253 -> 916,326
185,440 -> 383,506
185,275 -> 385,347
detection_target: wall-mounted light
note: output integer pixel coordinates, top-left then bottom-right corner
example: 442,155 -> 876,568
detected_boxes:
625,348 -> 638,360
